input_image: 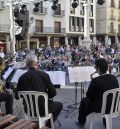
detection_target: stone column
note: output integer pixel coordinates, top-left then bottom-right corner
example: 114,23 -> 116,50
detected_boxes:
105,36 -> 108,47
6,35 -> 10,53
47,36 -> 51,46
65,36 -> 68,46
83,1 -> 91,49
78,36 -> 82,47
36,40 -> 39,49
27,35 -> 30,50
93,36 -> 96,46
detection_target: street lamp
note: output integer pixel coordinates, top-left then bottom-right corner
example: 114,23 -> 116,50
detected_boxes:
4,0 -> 34,62
71,0 -> 105,49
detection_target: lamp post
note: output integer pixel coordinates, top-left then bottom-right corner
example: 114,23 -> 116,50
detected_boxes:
71,0 -> 105,49
4,0 -> 34,62
82,0 -> 91,49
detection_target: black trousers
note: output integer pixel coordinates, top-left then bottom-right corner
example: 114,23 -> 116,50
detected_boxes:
0,92 -> 13,114
48,101 -> 63,121
78,97 -> 102,125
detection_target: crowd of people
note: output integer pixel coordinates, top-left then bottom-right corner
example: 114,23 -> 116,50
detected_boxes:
0,43 -> 120,128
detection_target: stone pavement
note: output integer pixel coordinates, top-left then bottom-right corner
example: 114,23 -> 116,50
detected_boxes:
2,76 -> 120,129
54,88 -> 120,129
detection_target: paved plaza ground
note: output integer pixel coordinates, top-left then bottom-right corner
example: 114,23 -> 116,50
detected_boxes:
11,76 -> 120,129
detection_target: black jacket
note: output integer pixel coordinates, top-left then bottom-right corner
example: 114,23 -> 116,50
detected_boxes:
16,67 -> 56,98
16,67 -> 57,116
86,74 -> 119,113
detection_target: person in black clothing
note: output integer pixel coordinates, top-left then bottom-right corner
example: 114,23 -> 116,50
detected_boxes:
0,57 -> 13,114
77,58 -> 119,127
16,53 -> 63,126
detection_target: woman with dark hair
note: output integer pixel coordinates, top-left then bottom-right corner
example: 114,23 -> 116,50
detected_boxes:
77,58 -> 119,128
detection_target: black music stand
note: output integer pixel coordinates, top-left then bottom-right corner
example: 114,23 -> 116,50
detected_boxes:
65,81 -> 85,118
65,66 -> 86,118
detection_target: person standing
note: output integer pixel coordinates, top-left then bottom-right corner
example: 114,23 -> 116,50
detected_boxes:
77,58 -> 119,128
16,53 -> 63,126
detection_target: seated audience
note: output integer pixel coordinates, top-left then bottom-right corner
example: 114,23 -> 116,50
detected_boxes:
15,53 -> 63,127
77,58 -> 119,128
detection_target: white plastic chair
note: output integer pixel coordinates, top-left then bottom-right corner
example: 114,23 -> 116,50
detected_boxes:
90,88 -> 120,129
18,91 -> 54,129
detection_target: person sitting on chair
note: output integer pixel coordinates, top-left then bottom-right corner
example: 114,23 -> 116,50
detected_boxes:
15,53 -> 63,127
77,58 -> 119,128
0,57 -> 13,114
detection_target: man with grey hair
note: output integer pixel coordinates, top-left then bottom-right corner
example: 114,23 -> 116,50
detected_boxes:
16,53 -> 63,127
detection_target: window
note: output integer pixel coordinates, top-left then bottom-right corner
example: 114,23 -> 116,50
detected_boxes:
119,0 -> 120,9
118,24 -> 120,33
54,4 -> 61,15
54,21 -> 61,33
111,0 -> 115,7
35,20 -> 43,32
110,22 -> 114,32
90,19 -> 94,32
80,3 -> 84,15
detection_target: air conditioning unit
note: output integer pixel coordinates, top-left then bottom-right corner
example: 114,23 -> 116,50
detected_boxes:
0,1 -> 4,10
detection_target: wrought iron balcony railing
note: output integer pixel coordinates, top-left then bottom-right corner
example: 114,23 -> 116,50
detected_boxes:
0,24 -> 10,33
53,10 -> 65,16
33,27 -> 66,34
33,7 -> 47,15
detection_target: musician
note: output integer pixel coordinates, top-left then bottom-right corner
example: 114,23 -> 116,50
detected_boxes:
0,57 -> 13,114
15,53 -> 63,127
77,58 -> 119,127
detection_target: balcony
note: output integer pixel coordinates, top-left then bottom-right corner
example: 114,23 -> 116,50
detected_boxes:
33,7 -> 47,15
53,10 -> 65,17
33,27 -> 66,34
0,24 -> 10,33
109,15 -> 116,20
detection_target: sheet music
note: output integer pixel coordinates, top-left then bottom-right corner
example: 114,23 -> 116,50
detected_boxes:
68,66 -> 97,83
45,71 -> 66,86
11,69 -> 27,83
2,67 -> 14,80
68,67 -> 81,83
13,62 -> 26,69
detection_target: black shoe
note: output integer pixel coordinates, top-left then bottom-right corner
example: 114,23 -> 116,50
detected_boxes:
76,122 -> 84,128
103,118 -> 106,128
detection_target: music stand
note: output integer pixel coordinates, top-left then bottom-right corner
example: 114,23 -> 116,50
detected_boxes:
65,66 -> 96,118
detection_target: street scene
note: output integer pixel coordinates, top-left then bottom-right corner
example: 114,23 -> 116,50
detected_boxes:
0,0 -> 120,129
